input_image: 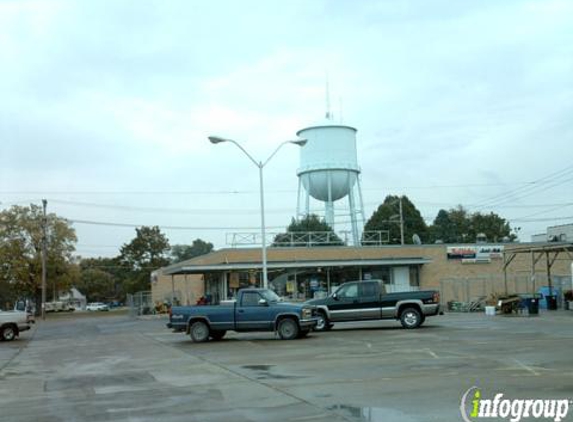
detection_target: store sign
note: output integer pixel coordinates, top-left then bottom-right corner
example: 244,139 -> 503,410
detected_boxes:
447,245 -> 504,261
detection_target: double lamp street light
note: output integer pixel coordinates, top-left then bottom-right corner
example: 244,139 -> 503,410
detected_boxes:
208,136 -> 307,289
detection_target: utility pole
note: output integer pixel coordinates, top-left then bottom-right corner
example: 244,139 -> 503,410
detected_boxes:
41,199 -> 47,320
399,197 -> 405,246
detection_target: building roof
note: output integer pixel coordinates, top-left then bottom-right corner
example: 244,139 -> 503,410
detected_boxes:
161,246 -> 433,275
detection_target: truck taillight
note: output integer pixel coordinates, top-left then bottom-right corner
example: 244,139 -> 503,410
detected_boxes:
433,292 -> 440,303
168,307 -> 172,319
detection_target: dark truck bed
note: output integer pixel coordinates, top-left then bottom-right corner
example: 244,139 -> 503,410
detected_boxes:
306,280 -> 442,330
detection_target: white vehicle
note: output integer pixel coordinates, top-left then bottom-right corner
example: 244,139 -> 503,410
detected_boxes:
0,309 -> 32,341
86,302 -> 109,311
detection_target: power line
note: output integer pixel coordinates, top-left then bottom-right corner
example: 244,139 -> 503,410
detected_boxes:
468,164 -> 573,210
47,199 -> 293,215
508,215 -> 573,223
66,218 -> 285,231
0,181 -> 538,196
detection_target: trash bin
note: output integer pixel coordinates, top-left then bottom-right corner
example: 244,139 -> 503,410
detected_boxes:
546,295 -> 558,310
527,298 -> 539,315
538,287 -> 561,309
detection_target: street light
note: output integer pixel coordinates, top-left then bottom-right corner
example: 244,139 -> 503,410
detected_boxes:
208,136 -> 307,289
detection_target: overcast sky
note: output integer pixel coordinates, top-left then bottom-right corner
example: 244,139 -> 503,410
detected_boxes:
1,0 -> 572,258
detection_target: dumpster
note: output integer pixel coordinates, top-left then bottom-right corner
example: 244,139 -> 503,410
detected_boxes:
546,295 -> 558,310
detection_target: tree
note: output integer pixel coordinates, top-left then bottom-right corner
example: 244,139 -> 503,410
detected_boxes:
77,257 -> 124,302
469,211 -> 516,242
0,205 -> 77,308
119,226 -> 170,293
429,206 -> 470,243
171,239 -> 214,263
272,215 -> 343,247
364,195 -> 428,244
428,206 -> 516,243
429,209 -> 454,243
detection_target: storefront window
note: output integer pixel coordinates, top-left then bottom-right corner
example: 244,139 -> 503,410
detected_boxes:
409,266 -> 420,287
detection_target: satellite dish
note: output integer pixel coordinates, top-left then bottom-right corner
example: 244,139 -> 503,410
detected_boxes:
412,234 -> 422,245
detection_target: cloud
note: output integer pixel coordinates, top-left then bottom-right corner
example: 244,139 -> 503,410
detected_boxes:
1,0 -> 572,253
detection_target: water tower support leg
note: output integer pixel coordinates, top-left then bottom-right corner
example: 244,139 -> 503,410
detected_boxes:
357,176 -> 366,228
296,177 -> 302,219
348,183 -> 359,246
326,172 -> 334,228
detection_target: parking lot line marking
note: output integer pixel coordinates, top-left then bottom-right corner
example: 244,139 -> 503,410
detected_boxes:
290,414 -> 331,421
425,348 -> 439,359
512,358 -> 540,376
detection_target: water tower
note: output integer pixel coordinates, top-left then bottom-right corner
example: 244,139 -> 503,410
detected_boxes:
296,119 -> 365,245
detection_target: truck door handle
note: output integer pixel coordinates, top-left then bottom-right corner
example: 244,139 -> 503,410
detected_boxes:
238,310 -> 245,313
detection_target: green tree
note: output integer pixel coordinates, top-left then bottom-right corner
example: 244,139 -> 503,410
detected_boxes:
119,226 -> 170,293
364,195 -> 428,244
428,206 -> 516,243
171,239 -> 214,263
272,215 -> 343,246
429,206 -> 470,243
0,205 -> 77,308
429,209 -> 454,243
469,211 -> 516,242
77,257 -> 125,302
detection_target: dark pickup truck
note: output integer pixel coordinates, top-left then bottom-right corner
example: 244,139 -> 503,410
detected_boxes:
306,279 -> 442,330
167,288 -> 319,342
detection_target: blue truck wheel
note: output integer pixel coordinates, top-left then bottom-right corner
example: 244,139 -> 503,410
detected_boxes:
277,318 -> 299,340
189,321 -> 210,342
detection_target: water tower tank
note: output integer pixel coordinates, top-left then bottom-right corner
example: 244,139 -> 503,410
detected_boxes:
296,120 -> 365,245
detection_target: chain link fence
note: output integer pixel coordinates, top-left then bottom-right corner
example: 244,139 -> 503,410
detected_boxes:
126,291 -> 154,317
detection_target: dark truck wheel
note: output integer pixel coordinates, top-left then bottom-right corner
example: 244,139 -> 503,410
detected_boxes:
314,311 -> 332,331
277,318 -> 299,340
210,330 -> 226,341
400,307 -> 423,329
1,324 -> 17,341
189,321 -> 210,342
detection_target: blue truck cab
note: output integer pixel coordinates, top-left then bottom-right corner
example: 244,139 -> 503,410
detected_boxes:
167,288 -> 319,342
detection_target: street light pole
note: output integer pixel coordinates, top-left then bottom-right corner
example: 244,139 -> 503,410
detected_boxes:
399,197 -> 404,246
258,163 -> 268,287
208,136 -> 306,289
41,199 -> 47,321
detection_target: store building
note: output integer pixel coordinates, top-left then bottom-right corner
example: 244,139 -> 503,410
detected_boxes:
152,242 -> 573,307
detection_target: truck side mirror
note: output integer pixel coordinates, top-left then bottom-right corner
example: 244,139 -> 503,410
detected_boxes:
258,299 -> 269,307
332,293 -> 339,301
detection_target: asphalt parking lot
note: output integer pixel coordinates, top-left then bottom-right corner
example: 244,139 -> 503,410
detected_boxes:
1,311 -> 572,422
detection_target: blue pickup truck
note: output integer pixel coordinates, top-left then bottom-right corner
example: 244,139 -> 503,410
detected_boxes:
167,288 -> 319,342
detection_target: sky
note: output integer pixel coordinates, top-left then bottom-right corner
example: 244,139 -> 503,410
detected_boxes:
1,0 -> 572,258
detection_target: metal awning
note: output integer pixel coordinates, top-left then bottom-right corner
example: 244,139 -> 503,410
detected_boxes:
163,257 -> 431,276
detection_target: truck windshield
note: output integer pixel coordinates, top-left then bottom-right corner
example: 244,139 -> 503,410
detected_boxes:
260,290 -> 282,303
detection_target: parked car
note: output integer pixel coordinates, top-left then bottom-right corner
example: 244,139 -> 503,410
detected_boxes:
167,288 -> 319,342
86,302 -> 109,311
306,279 -> 442,330
0,309 -> 33,341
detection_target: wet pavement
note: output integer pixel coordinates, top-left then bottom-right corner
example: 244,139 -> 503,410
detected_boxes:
0,311 -> 572,421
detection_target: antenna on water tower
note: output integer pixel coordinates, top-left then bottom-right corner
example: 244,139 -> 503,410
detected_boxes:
325,72 -> 332,120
